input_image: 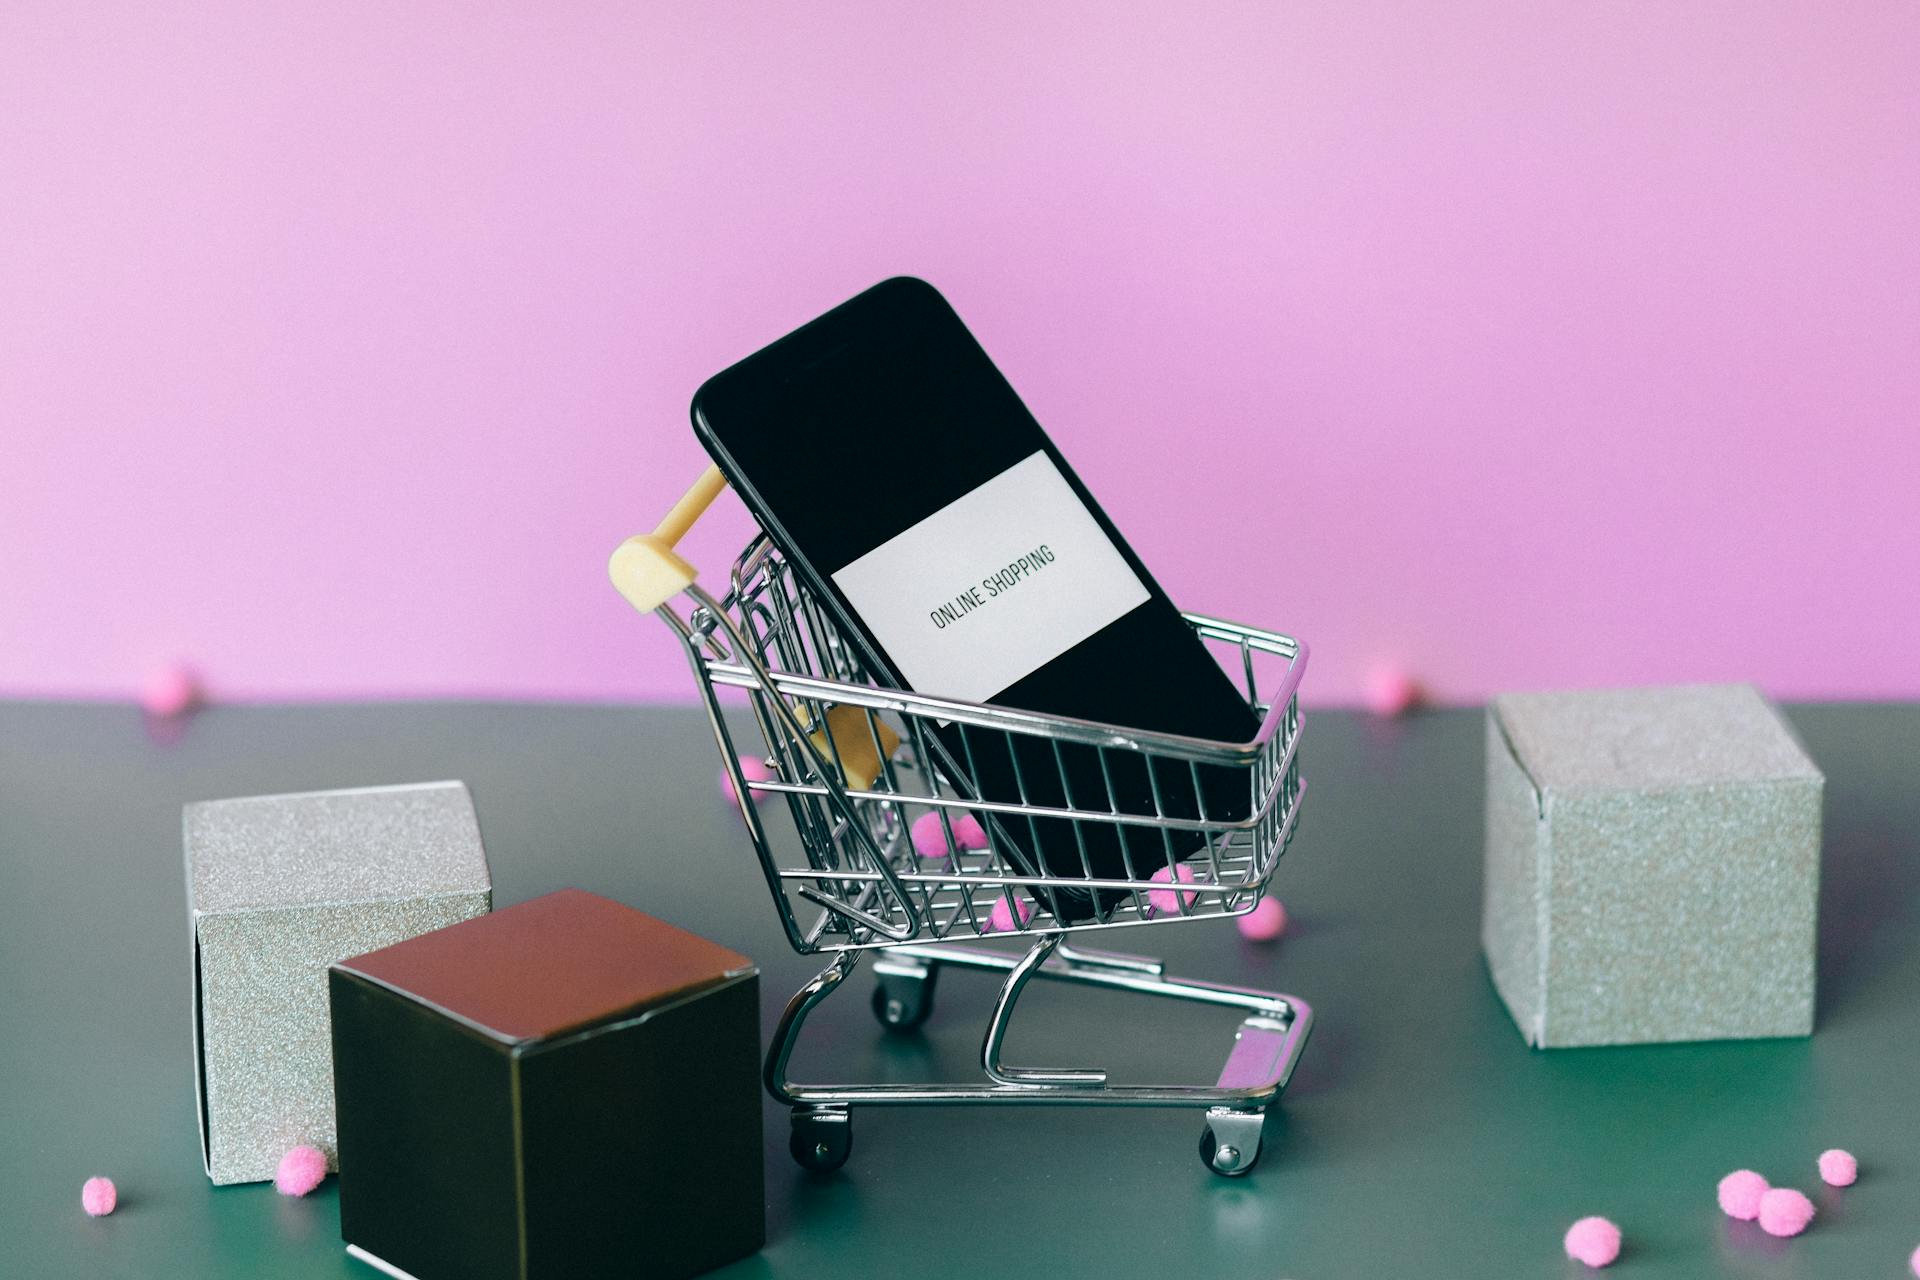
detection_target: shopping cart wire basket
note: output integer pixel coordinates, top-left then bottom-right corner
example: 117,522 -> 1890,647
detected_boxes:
609,465 -> 1312,1176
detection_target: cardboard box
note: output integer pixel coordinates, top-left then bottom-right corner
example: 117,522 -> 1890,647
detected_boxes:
330,889 -> 763,1280
185,781 -> 491,1184
1483,685 -> 1822,1048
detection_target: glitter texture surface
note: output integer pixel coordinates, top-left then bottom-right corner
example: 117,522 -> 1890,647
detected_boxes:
185,781 -> 491,1184
1482,686 -> 1823,1048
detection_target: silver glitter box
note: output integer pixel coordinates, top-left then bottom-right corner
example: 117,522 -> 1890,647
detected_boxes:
185,781 -> 492,1184
1483,685 -> 1823,1048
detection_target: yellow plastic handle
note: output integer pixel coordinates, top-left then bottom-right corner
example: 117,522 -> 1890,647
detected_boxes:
608,464 -> 729,614
652,463 -> 728,547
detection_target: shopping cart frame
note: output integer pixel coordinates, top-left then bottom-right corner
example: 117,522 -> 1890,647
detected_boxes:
615,472 -> 1313,1176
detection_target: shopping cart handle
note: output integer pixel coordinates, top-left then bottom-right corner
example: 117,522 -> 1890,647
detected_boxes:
608,463 -> 728,613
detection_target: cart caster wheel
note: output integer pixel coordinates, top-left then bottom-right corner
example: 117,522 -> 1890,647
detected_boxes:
790,1108 -> 852,1173
870,976 -> 934,1031
1199,1119 -> 1263,1177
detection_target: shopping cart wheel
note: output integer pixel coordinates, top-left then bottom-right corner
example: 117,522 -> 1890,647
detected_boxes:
789,1107 -> 853,1173
1198,1108 -> 1264,1177
869,960 -> 937,1031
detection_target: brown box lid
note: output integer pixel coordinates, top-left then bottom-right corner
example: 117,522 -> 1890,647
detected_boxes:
334,888 -> 755,1044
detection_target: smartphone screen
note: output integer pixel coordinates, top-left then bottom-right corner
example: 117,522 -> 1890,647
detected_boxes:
692,277 -> 1257,921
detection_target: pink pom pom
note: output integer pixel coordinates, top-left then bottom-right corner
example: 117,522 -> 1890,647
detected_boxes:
1909,1243 -> 1920,1278
720,755 -> 775,805
1817,1148 -> 1857,1187
909,811 -> 950,858
952,813 -> 988,850
1237,897 -> 1287,942
1363,665 -> 1421,718
140,663 -> 201,719
911,810 -> 987,858
1756,1187 -> 1815,1238
1563,1216 -> 1621,1268
981,893 -> 1033,934
1146,863 -> 1199,915
80,1176 -> 117,1217
275,1145 -> 328,1196
1717,1169 -> 1769,1220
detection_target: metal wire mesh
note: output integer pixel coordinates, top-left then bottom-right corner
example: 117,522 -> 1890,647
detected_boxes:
662,536 -> 1305,954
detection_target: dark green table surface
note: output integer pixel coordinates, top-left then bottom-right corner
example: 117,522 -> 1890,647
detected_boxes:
3,702 -> 1916,1278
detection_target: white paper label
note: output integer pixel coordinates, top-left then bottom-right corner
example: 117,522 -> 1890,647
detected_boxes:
831,451 -> 1150,705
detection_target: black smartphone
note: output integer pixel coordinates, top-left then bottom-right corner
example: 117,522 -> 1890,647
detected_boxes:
691,277 -> 1257,922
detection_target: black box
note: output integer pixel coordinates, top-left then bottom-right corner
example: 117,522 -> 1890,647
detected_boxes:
329,889 -> 762,1280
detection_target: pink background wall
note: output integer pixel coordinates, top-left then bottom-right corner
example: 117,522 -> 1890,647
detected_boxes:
4,3 -> 1916,707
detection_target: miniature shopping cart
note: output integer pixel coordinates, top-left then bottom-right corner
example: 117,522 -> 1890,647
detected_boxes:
609,466 -> 1311,1176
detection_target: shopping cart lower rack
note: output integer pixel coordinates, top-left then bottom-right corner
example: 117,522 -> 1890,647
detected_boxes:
609,466 -> 1312,1176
